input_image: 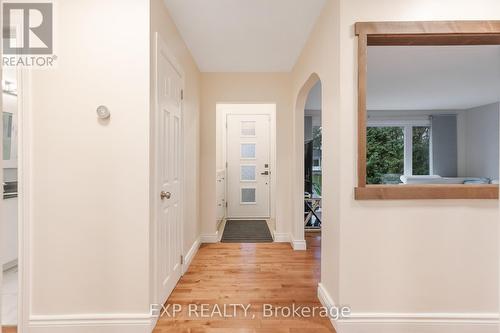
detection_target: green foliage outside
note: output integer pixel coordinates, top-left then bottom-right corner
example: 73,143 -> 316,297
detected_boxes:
313,126 -> 322,150
412,127 -> 430,176
367,126 -> 430,184
312,126 -> 322,195
313,174 -> 322,196
366,127 -> 404,184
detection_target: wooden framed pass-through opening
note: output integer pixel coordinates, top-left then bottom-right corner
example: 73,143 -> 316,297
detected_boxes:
355,21 -> 500,200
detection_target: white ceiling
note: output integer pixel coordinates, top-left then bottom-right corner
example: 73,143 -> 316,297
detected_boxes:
163,0 -> 326,72
367,45 -> 500,110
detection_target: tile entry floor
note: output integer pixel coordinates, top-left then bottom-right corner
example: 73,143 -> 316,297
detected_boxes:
2,266 -> 18,328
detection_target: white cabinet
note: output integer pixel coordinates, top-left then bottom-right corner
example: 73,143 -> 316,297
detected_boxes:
1,197 -> 18,268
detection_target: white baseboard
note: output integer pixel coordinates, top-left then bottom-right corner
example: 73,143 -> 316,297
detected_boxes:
317,282 -> 339,331
292,239 -> 306,250
200,230 -> 219,243
182,237 -> 200,274
272,232 -> 290,243
317,283 -> 499,333
28,314 -> 155,333
339,311 -> 499,332
272,232 -> 305,250
342,312 -> 499,324
337,317 -> 499,333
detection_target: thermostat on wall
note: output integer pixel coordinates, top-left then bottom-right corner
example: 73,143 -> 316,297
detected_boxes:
96,105 -> 111,119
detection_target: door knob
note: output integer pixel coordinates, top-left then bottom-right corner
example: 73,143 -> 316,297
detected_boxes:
261,171 -> 269,175
160,191 -> 171,200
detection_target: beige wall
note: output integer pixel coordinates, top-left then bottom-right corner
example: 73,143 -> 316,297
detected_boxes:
27,0 -> 201,327
200,73 -> 293,237
30,0 -> 151,316
340,0 -> 499,314
291,0 -> 341,301
291,0 -> 499,330
21,0 -> 500,330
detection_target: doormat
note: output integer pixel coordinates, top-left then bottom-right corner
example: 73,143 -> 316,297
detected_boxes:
221,220 -> 273,243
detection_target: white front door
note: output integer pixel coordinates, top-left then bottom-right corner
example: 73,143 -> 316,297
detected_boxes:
227,114 -> 271,218
156,36 -> 182,303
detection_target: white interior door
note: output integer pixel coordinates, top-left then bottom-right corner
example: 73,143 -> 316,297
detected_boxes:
156,36 -> 183,303
227,114 -> 271,218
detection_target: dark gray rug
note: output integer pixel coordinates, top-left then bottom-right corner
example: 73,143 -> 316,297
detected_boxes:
221,220 -> 273,243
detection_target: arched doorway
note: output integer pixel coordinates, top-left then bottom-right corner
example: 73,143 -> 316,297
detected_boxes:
292,74 -> 322,250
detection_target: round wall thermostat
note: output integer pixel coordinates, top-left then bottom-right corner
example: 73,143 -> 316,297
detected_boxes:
96,105 -> 111,119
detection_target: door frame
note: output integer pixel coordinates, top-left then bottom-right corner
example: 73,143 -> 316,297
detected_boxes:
15,66 -> 30,332
0,22 -> 30,332
3,18 -> 52,330
217,104 -> 276,220
151,32 -> 185,308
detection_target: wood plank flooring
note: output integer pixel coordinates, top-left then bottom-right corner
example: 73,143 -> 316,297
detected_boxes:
2,326 -> 17,333
153,233 -> 335,333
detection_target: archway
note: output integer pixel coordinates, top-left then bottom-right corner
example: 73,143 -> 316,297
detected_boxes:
292,73 -> 322,250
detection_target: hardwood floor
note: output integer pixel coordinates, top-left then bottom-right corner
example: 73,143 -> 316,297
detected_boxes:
153,233 -> 335,333
2,326 -> 17,333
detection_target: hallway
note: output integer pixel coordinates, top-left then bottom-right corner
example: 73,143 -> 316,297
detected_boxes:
153,234 -> 335,333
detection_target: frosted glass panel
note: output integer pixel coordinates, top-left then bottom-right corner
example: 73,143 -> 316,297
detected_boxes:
241,121 -> 256,136
241,144 -> 256,159
241,165 -> 256,181
241,188 -> 256,203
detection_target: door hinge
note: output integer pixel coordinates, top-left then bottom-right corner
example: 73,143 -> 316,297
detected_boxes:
226,161 -> 228,168
180,255 -> 184,265
181,90 -> 184,100
225,201 -> 228,208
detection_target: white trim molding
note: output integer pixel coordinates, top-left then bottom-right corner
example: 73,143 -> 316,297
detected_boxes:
272,232 -> 291,243
182,237 -> 200,274
317,283 -> 499,333
28,314 -> 155,333
292,239 -> 306,251
337,313 -> 499,333
317,282 -> 339,331
272,232 -> 305,250
341,312 -> 499,325
18,65 -> 33,333
200,230 -> 219,243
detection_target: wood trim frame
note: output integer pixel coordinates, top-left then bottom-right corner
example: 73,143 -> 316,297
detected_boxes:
355,185 -> 498,200
355,20 -> 500,200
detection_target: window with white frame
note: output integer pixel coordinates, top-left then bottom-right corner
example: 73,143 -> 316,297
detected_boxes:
367,118 -> 431,184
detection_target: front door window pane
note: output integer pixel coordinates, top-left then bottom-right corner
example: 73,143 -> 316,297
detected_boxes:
241,144 -> 256,159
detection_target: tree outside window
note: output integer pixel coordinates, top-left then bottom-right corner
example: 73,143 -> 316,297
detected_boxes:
367,123 -> 431,184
